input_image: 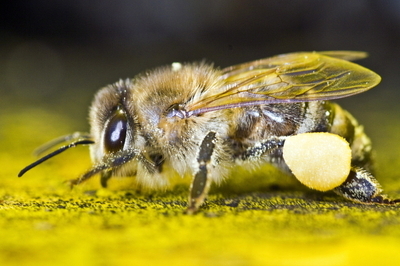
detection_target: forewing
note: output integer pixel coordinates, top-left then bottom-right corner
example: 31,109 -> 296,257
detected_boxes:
187,51 -> 381,115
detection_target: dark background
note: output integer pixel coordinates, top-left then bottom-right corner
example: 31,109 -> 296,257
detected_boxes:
2,0 -> 400,136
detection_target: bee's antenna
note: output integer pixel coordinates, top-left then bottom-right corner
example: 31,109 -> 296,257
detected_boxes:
33,132 -> 92,156
18,140 -> 94,177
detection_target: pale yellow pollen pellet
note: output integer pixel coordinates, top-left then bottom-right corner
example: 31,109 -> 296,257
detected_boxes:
283,132 -> 352,191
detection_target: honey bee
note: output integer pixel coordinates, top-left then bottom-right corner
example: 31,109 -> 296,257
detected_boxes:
19,51 -> 400,213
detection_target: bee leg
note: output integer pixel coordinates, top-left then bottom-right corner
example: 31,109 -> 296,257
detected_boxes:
186,132 -> 217,214
240,137 -> 286,161
68,148 -> 139,187
100,170 -> 112,188
333,167 -> 400,204
68,169 -> 112,188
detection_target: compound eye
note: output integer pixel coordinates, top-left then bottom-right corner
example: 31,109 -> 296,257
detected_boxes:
104,109 -> 128,153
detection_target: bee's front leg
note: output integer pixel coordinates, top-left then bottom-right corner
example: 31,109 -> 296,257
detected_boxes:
186,132 -> 217,214
334,167 -> 400,204
100,170 -> 112,188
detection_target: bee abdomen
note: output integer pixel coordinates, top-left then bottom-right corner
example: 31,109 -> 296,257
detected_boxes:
328,103 -> 373,170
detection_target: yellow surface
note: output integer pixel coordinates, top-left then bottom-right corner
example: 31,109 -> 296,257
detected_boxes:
1,106 -> 400,266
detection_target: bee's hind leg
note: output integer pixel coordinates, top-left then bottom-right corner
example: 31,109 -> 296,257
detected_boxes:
334,167 -> 400,204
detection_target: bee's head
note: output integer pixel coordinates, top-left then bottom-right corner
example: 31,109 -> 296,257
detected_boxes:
80,79 -> 153,185
18,79 -> 143,184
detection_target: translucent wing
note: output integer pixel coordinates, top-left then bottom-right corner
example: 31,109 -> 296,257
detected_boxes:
187,51 -> 381,115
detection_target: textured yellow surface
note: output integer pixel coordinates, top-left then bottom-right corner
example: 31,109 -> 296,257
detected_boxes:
2,106 -> 400,266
